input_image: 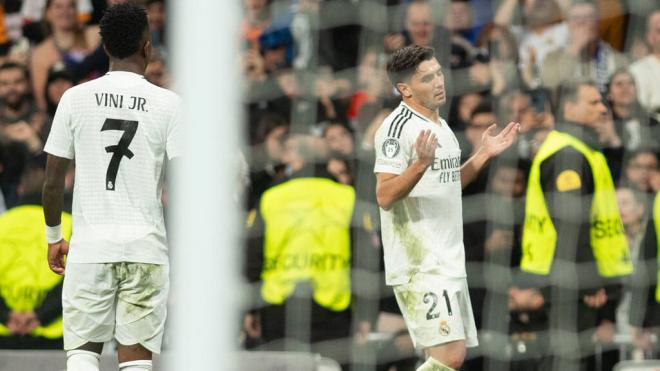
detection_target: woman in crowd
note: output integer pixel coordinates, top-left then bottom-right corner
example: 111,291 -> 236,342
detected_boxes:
29,0 -> 102,110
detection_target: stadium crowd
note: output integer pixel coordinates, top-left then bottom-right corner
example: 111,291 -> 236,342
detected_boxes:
0,0 -> 659,371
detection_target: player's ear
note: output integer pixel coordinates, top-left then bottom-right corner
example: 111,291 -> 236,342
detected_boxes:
396,82 -> 412,99
143,40 -> 152,61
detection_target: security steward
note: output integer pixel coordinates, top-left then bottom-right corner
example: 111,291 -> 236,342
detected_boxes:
0,160 -> 72,349
243,134 -> 371,367
519,79 -> 632,371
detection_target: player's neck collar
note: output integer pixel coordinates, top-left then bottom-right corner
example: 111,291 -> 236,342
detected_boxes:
401,101 -> 436,123
106,71 -> 145,79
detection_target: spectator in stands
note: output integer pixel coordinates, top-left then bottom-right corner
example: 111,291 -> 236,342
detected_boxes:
244,134 -> 370,368
243,47 -> 267,88
461,107 -> 511,358
494,0 -> 567,89
242,0 -> 271,50
0,142 -> 27,210
348,49 -> 393,130
615,186 -> 648,339
630,10 -> 660,115
443,0 -> 481,69
0,159 -> 72,349
519,79 -> 632,370
385,0 -> 450,67
0,62 -> 46,155
497,89 -> 554,159
470,24 -> 523,96
247,113 -> 289,209
259,24 -> 294,74
541,1 -> 627,98
44,62 -> 75,118
322,121 -> 378,213
323,123 -> 356,185
629,190 -> 660,358
144,50 -> 168,88
21,0 -> 94,44
478,159 -> 531,371
146,0 -> 165,51
327,158 -> 352,185
651,167 -> 660,194
29,0 -> 103,110
385,0 -> 453,100
447,92 -> 482,131
460,101 -> 497,161
0,3 -> 15,57
313,66 -> 350,125
322,124 -> 381,235
323,122 -> 354,160
620,149 -> 659,194
606,69 -> 660,152
40,63 -> 75,148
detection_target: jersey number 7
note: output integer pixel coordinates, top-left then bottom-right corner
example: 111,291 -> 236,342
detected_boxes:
101,118 -> 138,191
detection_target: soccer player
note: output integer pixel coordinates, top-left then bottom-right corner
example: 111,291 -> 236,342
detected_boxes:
42,4 -> 182,371
374,45 -> 519,371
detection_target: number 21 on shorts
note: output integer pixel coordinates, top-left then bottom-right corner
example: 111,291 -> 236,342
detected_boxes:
423,290 -> 452,320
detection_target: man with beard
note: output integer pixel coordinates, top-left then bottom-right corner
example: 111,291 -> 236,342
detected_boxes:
0,62 -> 47,154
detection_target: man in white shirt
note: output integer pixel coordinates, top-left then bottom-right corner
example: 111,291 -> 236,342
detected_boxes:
374,45 -> 519,371
630,10 -> 660,114
42,4 -> 182,371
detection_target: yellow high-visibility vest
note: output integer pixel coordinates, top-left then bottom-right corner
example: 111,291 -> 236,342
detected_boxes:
521,130 -> 632,277
260,178 -> 355,311
653,193 -> 660,302
0,205 -> 72,338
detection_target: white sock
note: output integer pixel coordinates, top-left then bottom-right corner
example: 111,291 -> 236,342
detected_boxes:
66,350 -> 101,371
416,356 -> 457,371
119,360 -> 153,370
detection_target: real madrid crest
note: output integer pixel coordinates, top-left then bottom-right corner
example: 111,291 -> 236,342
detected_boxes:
382,138 -> 400,158
439,320 -> 451,336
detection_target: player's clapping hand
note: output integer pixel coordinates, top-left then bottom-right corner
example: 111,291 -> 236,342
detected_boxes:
48,239 -> 69,275
481,122 -> 520,158
415,129 -> 438,168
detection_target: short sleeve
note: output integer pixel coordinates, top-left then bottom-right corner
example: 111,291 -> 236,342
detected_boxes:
166,96 -> 183,160
44,90 -> 74,159
373,122 -> 410,175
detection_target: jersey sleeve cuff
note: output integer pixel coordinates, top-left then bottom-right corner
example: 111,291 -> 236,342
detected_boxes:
374,164 -> 404,175
43,147 -> 74,160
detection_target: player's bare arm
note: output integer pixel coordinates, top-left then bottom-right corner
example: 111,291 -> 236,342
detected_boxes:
460,121 -> 520,188
43,154 -> 71,275
376,129 -> 437,210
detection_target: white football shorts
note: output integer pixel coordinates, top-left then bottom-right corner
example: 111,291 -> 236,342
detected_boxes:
62,262 -> 169,353
393,273 -> 478,349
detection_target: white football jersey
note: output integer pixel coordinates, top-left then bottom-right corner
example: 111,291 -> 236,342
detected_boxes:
44,71 -> 182,264
374,102 -> 465,285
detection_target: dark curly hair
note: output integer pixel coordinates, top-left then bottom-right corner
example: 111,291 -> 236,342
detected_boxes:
386,45 -> 435,88
99,3 -> 149,59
